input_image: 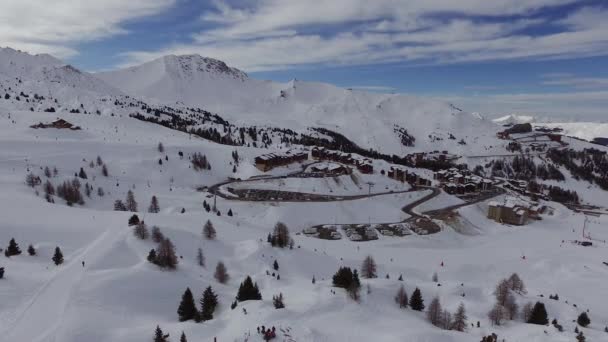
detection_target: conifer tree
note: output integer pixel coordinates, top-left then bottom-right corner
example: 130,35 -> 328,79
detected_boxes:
151,226 -> 164,243
156,238 -> 178,269
527,302 -> 548,325
577,312 -> 590,327
128,214 -> 140,226
27,244 -> 36,256
134,221 -> 149,240
453,303 -> 468,332
6,238 -> 21,256
203,220 -> 216,240
148,195 -> 160,213
197,247 -> 205,267
125,190 -> 138,212
395,285 -> 408,308
214,261 -> 229,284
273,293 -> 285,309
270,222 -> 291,248
180,332 -> 187,342
153,325 -> 169,342
227,209 -> 233,216
114,199 -> 127,211
427,296 -> 443,327
78,167 -> 87,179
432,272 -> 439,282
52,246 -> 64,265
361,255 -> 377,278
177,288 -> 198,322
410,287 -> 425,311
101,164 -> 109,177
199,286 -> 219,321
488,303 -> 507,326
147,249 -> 157,264
236,276 -> 262,301
273,260 -> 279,271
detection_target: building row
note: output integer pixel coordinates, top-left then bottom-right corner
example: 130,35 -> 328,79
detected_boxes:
311,147 -> 374,174
254,149 -> 308,172
434,168 -> 493,195
386,166 -> 432,186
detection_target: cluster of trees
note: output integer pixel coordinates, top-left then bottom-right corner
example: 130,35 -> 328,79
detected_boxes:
332,266 -> 362,301
145,227 -> 178,270
191,152 -> 211,171
547,148 -> 608,190
4,238 -> 63,265
427,297 -> 468,331
236,276 -> 262,301
547,186 -> 580,204
268,222 -> 293,248
177,286 -> 219,322
114,190 -> 138,212
56,179 -> 85,206
490,156 -> 564,181
488,273 -> 527,326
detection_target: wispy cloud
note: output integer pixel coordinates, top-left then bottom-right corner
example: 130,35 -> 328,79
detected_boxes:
116,0 -> 608,72
541,73 -> 608,89
0,0 -> 175,58
348,85 -> 397,92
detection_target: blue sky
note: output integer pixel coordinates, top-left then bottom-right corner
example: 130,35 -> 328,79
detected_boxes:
2,0 -> 608,120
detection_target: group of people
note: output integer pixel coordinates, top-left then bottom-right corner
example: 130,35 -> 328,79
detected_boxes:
256,326 -> 277,341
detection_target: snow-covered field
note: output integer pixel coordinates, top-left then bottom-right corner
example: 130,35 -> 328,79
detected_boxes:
2,48 -> 608,342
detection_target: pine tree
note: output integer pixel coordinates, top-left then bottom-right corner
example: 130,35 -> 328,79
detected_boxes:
270,222 -> 291,248
0,267 -> 4,279
236,276 -> 262,301
453,303 -> 468,332
231,300 -> 237,310
128,214 -> 140,226
134,221 -> 149,240
27,244 -> 36,256
427,297 -> 443,327
153,325 -> 169,342
101,164 -> 109,177
78,167 -> 87,179
147,249 -> 157,264
52,246 -> 64,265
577,312 -> 590,327
395,285 -> 408,308
494,278 -> 510,306
125,190 -> 138,212
432,272 -> 439,282
227,209 -> 233,216
114,199 -> 127,211
273,293 -> 285,309
576,331 -> 586,342
214,261 -> 229,284
156,238 -> 178,269
410,287 -> 425,311
44,166 -> 52,177
203,220 -> 217,240
312,275 -> 316,284
507,273 -> 526,294
398,274 -> 403,281
197,247 -> 205,267
177,288 -> 198,322
527,302 -> 548,325
180,331 -> 187,342
361,255 -> 377,279
148,196 -> 160,213
200,286 -> 219,321
151,226 -> 164,243
273,260 -> 279,271
96,156 -> 103,166
6,238 -> 21,256
158,142 -> 165,153
44,180 -> 55,196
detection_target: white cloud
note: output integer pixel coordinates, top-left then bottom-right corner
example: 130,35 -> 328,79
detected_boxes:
118,0 -> 608,72
0,0 -> 175,58
541,73 -> 608,89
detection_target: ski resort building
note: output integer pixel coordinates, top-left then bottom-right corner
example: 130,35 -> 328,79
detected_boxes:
254,149 -> 308,171
310,147 -> 374,174
487,198 -> 544,225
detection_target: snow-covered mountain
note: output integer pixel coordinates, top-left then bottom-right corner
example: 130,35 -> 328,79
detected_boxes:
98,54 -> 497,155
493,114 -> 536,125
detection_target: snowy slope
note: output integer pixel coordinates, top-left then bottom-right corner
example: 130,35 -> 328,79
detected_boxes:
98,54 -> 498,155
